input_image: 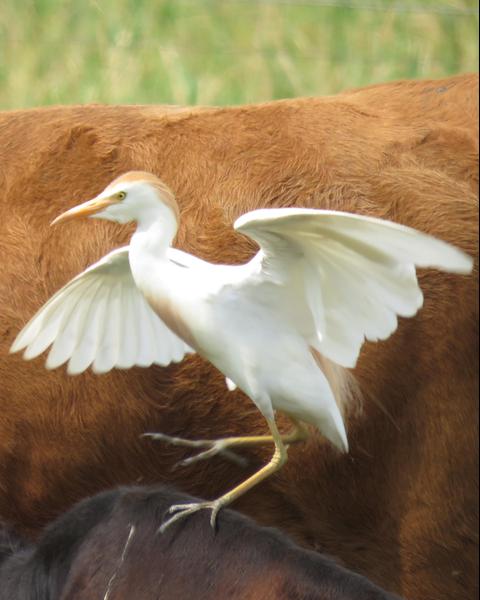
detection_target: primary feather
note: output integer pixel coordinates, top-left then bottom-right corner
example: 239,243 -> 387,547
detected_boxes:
234,208 -> 472,367
11,247 -> 194,374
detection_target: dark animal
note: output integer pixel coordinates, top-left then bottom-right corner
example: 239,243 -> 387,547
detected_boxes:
0,73 -> 477,599
0,486 -> 403,600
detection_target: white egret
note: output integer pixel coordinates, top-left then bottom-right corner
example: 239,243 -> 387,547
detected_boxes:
10,171 -> 473,531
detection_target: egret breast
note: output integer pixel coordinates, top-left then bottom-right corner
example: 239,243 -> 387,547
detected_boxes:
143,290 -> 198,350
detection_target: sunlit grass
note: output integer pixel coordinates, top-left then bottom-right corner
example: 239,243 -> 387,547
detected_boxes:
0,0 -> 477,108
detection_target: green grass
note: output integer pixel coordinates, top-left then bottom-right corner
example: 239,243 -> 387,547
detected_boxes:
0,0 -> 478,109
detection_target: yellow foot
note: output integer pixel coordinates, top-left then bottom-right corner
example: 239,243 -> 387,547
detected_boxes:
159,499 -> 223,533
159,418 -> 293,534
143,417 -> 308,469
142,432 -> 248,467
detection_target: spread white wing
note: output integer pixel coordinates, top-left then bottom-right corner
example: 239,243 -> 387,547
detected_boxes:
234,208 -> 473,368
10,247 -> 194,374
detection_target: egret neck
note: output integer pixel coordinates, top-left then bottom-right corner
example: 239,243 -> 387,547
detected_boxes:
128,205 -> 197,349
130,199 -> 178,255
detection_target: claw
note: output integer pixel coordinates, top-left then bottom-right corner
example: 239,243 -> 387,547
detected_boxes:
159,500 -> 223,533
142,432 -> 248,468
142,432 -> 205,448
157,418 -> 291,536
175,445 -> 247,468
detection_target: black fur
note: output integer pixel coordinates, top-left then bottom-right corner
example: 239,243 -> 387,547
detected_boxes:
0,486 -> 403,600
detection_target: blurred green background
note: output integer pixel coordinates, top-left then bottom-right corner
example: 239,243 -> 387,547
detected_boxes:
0,0 -> 478,109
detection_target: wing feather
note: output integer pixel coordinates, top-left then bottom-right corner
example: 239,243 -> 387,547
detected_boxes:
234,208 -> 473,368
116,283 -> 138,369
67,281 -> 110,374
14,278 -> 90,355
11,247 -> 194,374
92,282 -> 121,374
46,277 -> 103,370
135,295 -> 157,367
235,208 -> 473,273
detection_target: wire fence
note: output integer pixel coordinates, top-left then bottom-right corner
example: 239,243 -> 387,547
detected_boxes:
220,0 -> 479,16
3,1 -> 479,62
86,0 -> 480,60
2,0 -> 477,108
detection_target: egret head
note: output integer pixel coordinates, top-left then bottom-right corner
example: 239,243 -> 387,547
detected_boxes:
52,172 -> 180,227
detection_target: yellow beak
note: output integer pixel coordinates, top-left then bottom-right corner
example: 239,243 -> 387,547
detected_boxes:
51,194 -> 119,226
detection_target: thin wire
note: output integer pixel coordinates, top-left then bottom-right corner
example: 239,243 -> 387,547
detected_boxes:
220,0 -> 479,16
2,37 -> 475,62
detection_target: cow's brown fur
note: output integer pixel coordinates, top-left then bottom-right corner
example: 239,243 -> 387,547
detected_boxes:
0,73 -> 478,600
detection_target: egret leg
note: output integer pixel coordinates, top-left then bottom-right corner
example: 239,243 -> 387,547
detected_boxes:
143,416 -> 308,468
159,418 -> 289,533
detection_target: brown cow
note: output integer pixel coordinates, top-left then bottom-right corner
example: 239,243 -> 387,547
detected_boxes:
0,485 -> 404,600
0,73 -> 478,600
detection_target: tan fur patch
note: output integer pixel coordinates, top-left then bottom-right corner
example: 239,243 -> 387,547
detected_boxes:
309,346 -> 362,419
144,290 -> 197,350
107,171 -> 181,225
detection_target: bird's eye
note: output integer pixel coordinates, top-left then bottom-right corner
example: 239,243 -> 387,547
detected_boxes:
117,191 -> 126,200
